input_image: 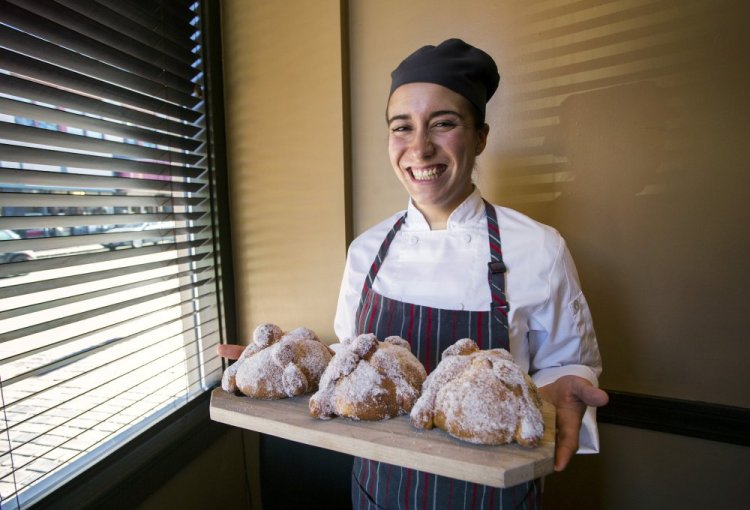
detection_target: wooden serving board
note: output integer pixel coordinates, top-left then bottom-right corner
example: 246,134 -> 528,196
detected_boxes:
210,388 -> 556,488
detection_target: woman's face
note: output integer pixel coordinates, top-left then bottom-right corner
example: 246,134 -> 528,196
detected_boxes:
387,82 -> 489,222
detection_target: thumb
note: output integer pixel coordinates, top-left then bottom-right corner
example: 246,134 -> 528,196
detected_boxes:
576,381 -> 609,407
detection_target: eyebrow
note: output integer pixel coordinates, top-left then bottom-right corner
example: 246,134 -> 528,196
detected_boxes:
387,109 -> 465,125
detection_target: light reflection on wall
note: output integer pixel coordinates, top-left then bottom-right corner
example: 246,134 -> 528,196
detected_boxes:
480,0 -> 750,406
489,0 -> 714,204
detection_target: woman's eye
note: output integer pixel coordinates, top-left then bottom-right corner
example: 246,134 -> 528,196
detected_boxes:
391,125 -> 410,133
433,121 -> 456,129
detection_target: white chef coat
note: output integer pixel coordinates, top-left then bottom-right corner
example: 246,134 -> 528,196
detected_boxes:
334,187 -> 603,453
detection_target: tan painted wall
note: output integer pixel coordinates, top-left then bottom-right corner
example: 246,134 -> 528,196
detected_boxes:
139,2 -> 347,509
223,0 -> 348,344
544,422 -> 750,509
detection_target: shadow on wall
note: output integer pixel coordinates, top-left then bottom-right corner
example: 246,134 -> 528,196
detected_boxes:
545,81 -> 672,392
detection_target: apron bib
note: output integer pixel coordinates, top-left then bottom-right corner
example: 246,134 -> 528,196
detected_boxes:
351,201 -> 541,509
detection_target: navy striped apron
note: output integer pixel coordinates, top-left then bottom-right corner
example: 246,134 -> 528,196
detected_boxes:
351,201 -> 542,509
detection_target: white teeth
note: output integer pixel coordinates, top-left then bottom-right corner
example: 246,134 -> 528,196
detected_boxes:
412,167 -> 441,181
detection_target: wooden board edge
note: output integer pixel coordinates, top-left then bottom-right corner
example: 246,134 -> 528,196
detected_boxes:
210,388 -> 556,488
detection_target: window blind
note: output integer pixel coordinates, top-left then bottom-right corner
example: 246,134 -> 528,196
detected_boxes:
0,1 -> 226,507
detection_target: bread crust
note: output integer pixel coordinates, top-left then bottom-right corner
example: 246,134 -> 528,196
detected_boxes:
410,339 -> 544,446
309,334 -> 427,421
221,324 -> 333,399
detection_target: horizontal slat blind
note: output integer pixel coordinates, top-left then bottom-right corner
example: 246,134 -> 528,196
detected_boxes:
0,1 -> 224,507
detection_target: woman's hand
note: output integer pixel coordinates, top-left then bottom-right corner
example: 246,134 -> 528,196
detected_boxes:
217,344 -> 245,360
538,375 -> 609,471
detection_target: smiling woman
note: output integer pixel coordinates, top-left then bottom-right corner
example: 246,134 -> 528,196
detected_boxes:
332,38 -> 607,510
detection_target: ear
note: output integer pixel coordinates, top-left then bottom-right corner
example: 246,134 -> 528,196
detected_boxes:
476,123 -> 490,155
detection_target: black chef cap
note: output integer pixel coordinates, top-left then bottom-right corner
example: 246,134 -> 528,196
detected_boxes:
389,38 -> 500,124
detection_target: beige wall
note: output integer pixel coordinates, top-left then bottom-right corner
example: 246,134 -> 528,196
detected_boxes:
543,422 -> 750,509
223,0 -> 348,344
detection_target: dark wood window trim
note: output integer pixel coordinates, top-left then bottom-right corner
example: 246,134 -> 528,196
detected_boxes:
599,390 -> 750,446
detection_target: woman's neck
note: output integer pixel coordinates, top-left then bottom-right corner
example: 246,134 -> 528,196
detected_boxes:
413,186 -> 475,230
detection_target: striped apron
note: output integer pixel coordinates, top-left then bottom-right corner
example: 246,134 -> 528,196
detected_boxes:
351,201 -> 542,509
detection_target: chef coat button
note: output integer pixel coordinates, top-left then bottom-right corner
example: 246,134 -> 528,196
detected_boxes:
409,236 -> 418,245
463,233 -> 472,243
572,300 -> 580,312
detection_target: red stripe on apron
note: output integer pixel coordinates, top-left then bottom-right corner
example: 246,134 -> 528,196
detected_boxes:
385,464 -> 392,502
447,478 -> 453,510
451,310 -> 458,344
407,303 -> 415,343
359,289 -> 375,335
369,459 -> 376,500
424,307 -> 433,373
387,298 -> 396,336
404,468 -> 413,510
476,312 -> 483,350
367,291 -> 379,334
359,460 -> 366,509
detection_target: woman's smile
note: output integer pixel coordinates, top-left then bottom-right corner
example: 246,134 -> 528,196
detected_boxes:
409,164 -> 446,181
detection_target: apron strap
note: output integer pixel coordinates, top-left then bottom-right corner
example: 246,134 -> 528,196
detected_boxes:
484,200 -> 510,332
364,213 -> 407,291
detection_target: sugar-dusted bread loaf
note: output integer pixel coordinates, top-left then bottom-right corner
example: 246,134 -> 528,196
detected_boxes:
309,333 -> 426,421
410,338 -> 544,446
222,323 -> 333,399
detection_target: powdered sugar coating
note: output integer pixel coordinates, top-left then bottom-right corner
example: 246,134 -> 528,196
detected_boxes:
309,334 -> 427,421
221,360 -> 241,393
410,339 -> 544,446
252,323 -> 284,348
221,323 -> 333,399
284,327 -> 319,343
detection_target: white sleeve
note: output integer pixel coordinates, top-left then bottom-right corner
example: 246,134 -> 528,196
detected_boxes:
528,237 -> 603,453
333,248 -> 359,343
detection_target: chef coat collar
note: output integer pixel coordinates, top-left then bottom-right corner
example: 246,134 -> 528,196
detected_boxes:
405,187 -> 486,231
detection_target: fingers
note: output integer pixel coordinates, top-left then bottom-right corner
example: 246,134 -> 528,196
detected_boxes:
217,344 -> 245,360
554,431 -> 578,471
553,406 -> 582,471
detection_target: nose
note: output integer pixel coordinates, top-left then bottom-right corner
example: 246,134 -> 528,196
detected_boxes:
409,131 -> 435,159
